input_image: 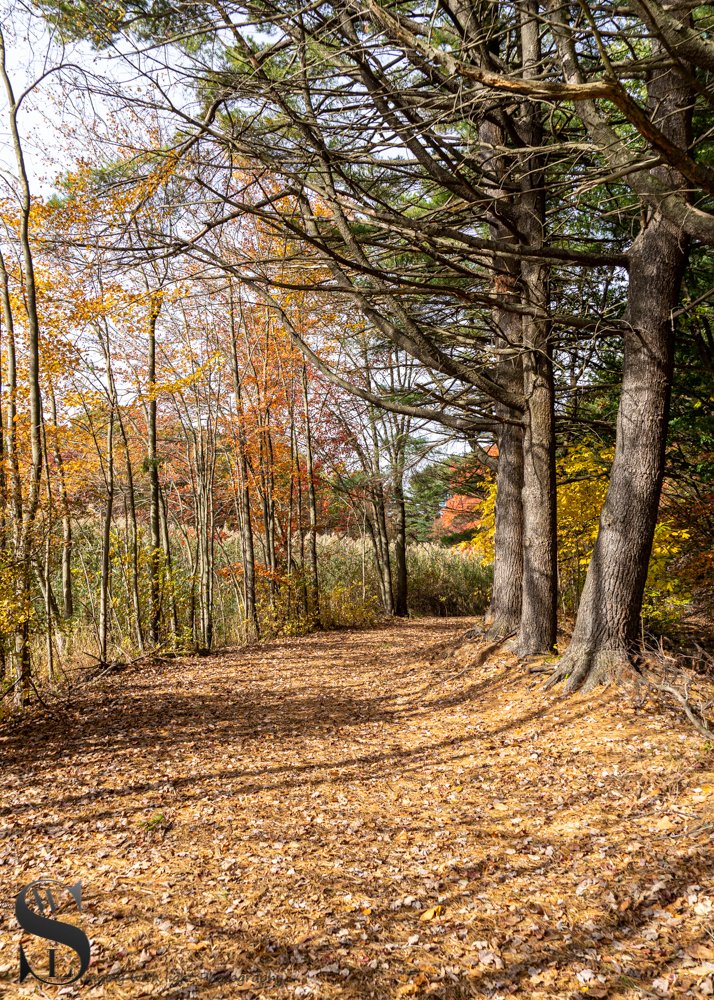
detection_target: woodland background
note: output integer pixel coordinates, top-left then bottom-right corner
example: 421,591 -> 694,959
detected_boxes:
0,0 -> 712,710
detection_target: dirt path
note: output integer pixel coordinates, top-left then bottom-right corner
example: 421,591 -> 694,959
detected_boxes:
1,618 -> 713,999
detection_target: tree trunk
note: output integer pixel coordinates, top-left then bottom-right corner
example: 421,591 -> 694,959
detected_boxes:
488,415 -> 524,636
1,30 -> 44,705
302,366 -> 320,625
515,2 -> 558,656
146,294 -> 162,646
550,51 -> 689,692
49,387 -> 73,620
117,410 -> 144,650
517,264 -> 557,655
160,489 -> 179,645
478,111 -> 526,640
229,288 -> 259,638
392,463 -> 408,617
99,407 -> 114,664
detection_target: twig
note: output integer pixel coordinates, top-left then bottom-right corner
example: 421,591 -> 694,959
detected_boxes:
638,647 -> 714,738
0,675 -> 21,703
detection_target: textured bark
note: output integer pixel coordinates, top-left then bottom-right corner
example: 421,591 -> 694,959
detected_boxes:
478,110 -> 526,639
517,263 -> 557,655
515,2 -> 558,655
551,49 -> 689,692
488,416 -> 524,636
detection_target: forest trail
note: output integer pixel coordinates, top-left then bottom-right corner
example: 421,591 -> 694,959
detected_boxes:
1,619 -> 713,999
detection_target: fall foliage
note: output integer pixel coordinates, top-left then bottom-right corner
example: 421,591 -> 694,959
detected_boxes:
0,2 -> 713,997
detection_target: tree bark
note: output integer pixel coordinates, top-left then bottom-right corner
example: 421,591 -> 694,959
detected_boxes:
517,258 -> 557,654
99,404 -> 114,664
229,289 -> 259,638
515,1 -> 558,655
487,415 -> 524,636
392,460 -> 408,617
48,386 -> 73,620
302,366 -> 321,625
146,294 -> 162,646
550,48 -> 690,692
1,30 -> 44,705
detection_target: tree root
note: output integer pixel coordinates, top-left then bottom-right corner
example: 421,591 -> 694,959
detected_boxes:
545,645 -> 633,694
486,619 -> 519,642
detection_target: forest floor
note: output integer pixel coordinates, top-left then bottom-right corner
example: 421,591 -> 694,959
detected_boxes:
1,617 -> 713,1000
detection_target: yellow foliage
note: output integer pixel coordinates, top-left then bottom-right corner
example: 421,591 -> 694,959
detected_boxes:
457,440 -> 691,623
456,478 -> 496,562
556,442 -> 612,605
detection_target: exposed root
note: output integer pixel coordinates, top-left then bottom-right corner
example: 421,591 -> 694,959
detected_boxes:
545,645 -> 633,694
638,644 -> 714,738
486,618 -> 519,642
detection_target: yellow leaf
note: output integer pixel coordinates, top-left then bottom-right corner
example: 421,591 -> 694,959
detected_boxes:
420,904 -> 444,921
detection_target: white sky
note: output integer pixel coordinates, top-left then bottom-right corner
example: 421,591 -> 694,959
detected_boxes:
0,3 -> 169,199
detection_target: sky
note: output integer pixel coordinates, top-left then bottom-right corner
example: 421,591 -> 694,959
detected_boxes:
0,3 -> 168,199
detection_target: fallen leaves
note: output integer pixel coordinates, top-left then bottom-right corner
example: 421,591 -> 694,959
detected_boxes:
0,618 -> 712,998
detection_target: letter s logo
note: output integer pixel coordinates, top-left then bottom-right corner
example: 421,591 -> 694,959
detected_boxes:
15,879 -> 91,984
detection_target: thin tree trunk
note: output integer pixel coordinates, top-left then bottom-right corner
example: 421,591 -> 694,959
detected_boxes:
229,288 -> 259,638
392,460 -> 408,617
372,488 -> 394,615
302,366 -> 320,625
48,386 -> 73,620
99,406 -> 114,664
1,29 -> 44,705
116,409 -> 144,651
160,488 -> 179,645
146,294 -> 162,646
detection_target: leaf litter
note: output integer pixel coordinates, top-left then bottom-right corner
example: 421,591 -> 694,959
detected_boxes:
0,618 -> 712,999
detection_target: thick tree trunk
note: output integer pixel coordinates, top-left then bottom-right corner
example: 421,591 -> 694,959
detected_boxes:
517,269 -> 557,655
478,111 -> 526,640
550,211 -> 686,690
515,1 -> 558,656
550,50 -> 689,691
487,414 -> 524,636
